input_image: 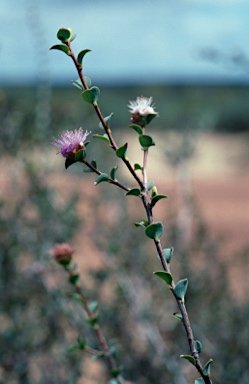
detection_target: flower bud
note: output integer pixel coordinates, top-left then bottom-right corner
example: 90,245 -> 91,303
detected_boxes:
49,243 -> 74,266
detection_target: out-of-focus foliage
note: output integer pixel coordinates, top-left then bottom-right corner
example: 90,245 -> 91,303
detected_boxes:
1,84 -> 249,384
0,162 -> 83,383
86,181 -> 249,384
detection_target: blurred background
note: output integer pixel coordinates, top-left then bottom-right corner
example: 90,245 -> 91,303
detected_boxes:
1,1 -> 249,383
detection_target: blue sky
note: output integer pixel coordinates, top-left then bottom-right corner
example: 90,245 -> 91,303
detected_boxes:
1,0 -> 249,85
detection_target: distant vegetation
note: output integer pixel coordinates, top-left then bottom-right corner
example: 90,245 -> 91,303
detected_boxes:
1,84 -> 249,155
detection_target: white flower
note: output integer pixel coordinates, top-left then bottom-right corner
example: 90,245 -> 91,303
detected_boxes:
128,96 -> 158,127
128,96 -> 157,117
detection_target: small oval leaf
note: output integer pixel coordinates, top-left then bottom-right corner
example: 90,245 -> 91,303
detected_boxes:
77,49 -> 91,66
145,113 -> 158,125
82,86 -> 100,104
151,194 -> 168,207
99,113 -> 114,129
89,300 -> 98,313
134,220 -> 147,228
70,34 -> 77,42
126,188 -> 141,196
116,143 -> 128,158
84,76 -> 92,88
94,173 -> 109,185
65,157 -> 76,169
154,271 -> 173,286
195,340 -> 202,354
50,44 -> 70,55
139,134 -> 155,149
57,28 -> 72,42
145,222 -> 164,240
134,163 -> 143,171
129,124 -> 143,135
84,159 -> 97,172
180,355 -> 195,364
110,166 -> 118,180
93,133 -> 110,144
173,312 -> 183,321
72,79 -> 83,90
151,186 -> 158,198
194,378 -> 205,384
174,278 -> 188,302
147,181 -> 154,191
162,247 -> 174,264
203,359 -> 213,377
75,149 -> 85,162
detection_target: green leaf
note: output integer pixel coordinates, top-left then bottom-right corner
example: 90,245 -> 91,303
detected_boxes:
65,157 -> 76,169
94,173 -> 109,185
195,378 -> 213,384
147,181 -> 154,191
67,344 -> 81,353
71,293 -> 83,303
50,44 -> 70,55
151,186 -> 158,198
194,378 -> 205,384
110,166 -> 118,180
134,220 -> 147,228
86,316 -> 98,326
162,247 -> 174,264
129,124 -> 143,135
180,355 -> 195,364
116,143 -> 128,158
111,367 -> 123,378
154,271 -> 173,286
72,79 -> 83,90
92,351 -> 105,360
77,49 -> 91,66
70,34 -> 77,42
89,301 -> 98,313
69,274 -> 80,285
84,159 -> 97,173
82,86 -> 100,105
173,312 -> 183,321
84,76 -> 92,88
151,194 -> 168,207
145,113 -> 158,125
125,188 -> 141,196
134,163 -> 143,171
147,181 -> 154,192
145,222 -> 164,240
99,113 -> 114,129
70,262 -> 77,271
195,340 -> 202,354
57,27 -> 72,42
139,134 -> 155,149
109,380 -> 119,384
77,336 -> 87,350
174,278 -> 188,302
93,133 -> 110,144
75,149 -> 85,162
203,359 -> 213,376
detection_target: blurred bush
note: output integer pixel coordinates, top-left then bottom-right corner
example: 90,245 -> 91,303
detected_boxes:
85,181 -> 249,384
1,84 -> 249,384
2,84 -> 249,153
0,162 -> 83,383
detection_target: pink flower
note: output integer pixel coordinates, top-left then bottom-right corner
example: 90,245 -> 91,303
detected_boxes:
52,128 -> 90,158
49,243 -> 74,265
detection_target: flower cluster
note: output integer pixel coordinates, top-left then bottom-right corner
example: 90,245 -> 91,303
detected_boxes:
52,128 -> 90,158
